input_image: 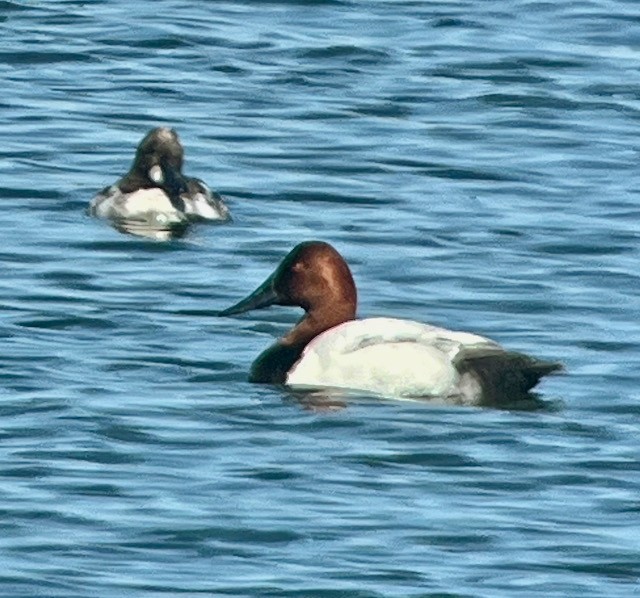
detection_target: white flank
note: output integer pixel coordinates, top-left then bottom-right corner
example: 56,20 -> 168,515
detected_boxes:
182,182 -> 229,221
286,317 -> 499,401
90,187 -> 184,224
183,192 -> 224,220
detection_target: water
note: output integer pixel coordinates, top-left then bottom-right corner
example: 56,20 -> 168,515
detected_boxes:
0,0 -> 639,595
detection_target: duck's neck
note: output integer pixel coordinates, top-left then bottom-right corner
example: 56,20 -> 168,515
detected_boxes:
249,305 -> 356,384
283,304 -> 356,348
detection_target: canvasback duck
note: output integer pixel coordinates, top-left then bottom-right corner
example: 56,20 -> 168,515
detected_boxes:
219,241 -> 562,406
89,127 -> 231,238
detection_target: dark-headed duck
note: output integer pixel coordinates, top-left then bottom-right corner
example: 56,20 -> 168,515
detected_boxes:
89,127 -> 230,238
219,241 -> 562,406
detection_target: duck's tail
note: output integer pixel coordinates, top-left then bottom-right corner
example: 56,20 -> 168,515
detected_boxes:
455,348 -> 563,406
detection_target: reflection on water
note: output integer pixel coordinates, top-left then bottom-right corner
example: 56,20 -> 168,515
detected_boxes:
111,216 -> 190,241
285,385 -> 562,413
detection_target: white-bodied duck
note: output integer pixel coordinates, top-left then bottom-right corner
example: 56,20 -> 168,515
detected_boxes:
219,241 -> 562,406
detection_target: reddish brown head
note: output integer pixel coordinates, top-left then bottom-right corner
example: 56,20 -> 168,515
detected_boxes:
219,241 -> 357,339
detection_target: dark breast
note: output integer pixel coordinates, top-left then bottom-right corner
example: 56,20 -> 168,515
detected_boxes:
249,343 -> 305,384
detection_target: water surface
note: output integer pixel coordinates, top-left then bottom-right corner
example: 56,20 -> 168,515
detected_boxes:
0,1 -> 639,596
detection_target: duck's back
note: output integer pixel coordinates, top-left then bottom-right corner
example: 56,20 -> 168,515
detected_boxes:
286,317 -> 560,404
286,317 -> 489,402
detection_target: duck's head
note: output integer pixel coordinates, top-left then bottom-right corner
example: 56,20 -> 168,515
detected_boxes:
220,241 -> 357,319
132,127 -> 189,198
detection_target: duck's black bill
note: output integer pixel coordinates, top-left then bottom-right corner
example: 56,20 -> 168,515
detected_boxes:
218,276 -> 278,317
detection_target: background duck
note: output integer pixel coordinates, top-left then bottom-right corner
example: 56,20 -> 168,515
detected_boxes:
89,127 -> 230,239
220,241 -> 562,407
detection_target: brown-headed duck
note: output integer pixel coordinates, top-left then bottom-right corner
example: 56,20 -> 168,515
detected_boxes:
219,241 -> 562,406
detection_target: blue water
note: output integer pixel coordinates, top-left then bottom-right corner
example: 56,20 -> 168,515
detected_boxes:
1,0 -> 639,596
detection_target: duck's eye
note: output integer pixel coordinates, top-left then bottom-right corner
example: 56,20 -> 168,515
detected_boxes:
291,262 -> 306,274
149,165 -> 164,184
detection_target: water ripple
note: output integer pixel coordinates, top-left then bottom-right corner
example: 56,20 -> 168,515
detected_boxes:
0,0 -> 638,596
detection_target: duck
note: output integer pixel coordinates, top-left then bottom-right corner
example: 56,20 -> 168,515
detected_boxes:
89,127 -> 231,237
219,241 -> 562,406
